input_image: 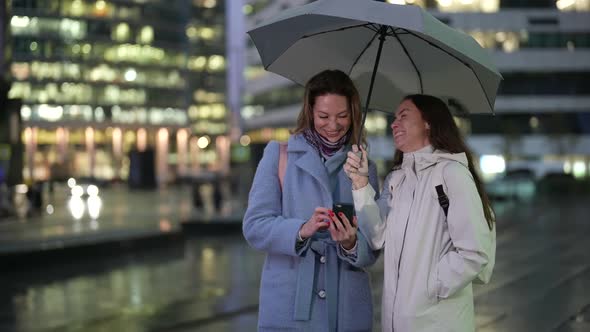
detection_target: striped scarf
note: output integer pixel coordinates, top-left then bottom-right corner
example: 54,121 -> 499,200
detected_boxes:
303,128 -> 351,158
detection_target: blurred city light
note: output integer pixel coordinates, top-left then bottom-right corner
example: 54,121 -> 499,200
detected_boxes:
87,196 -> 102,219
68,196 -> 85,220
124,68 -> 137,81
480,155 -> 506,176
87,185 -> 99,196
197,136 -> 210,149
15,184 -> 28,194
240,135 -> 251,146
573,161 -> 587,178
90,220 -> 100,230
71,185 -> 84,197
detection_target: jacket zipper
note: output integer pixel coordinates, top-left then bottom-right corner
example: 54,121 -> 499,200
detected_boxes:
392,186 -> 415,324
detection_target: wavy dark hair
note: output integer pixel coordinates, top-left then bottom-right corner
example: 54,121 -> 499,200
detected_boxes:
292,69 -> 365,145
392,94 -> 494,229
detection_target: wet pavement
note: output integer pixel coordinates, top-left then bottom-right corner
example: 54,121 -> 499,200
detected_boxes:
0,183 -> 243,255
0,189 -> 589,331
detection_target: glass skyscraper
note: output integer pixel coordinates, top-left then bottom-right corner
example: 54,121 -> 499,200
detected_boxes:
4,0 -> 229,184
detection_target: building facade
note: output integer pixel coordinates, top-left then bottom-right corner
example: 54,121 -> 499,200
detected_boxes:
243,0 -> 590,181
5,0 -> 229,185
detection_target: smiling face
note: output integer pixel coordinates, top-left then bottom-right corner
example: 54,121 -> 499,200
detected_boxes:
313,93 -> 351,143
391,99 -> 431,152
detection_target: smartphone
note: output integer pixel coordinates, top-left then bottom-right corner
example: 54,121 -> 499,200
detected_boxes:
332,203 -> 355,222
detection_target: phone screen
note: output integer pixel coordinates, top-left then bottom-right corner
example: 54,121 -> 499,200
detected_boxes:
332,203 -> 355,222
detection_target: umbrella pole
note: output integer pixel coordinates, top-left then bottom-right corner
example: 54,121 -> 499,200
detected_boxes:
357,25 -> 388,148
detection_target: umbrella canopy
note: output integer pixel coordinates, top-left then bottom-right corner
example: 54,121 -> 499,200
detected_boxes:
248,0 -> 502,117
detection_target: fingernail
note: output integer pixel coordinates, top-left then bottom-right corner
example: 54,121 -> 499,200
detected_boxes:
329,211 -> 334,217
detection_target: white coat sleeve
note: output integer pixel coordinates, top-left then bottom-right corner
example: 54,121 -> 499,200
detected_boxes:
352,172 -> 394,250
339,162 -> 381,267
431,163 -> 496,298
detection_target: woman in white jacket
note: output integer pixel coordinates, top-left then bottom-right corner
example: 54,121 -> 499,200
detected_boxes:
344,94 -> 496,332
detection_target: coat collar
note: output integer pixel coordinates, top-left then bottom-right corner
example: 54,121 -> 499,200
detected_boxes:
287,134 -> 349,196
401,145 -> 469,172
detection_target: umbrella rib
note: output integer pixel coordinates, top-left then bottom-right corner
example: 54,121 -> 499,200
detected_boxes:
401,28 -> 495,113
347,30 -> 380,77
301,23 -> 370,39
391,28 -> 423,93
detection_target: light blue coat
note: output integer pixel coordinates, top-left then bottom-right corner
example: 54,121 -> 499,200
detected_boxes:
243,134 -> 380,332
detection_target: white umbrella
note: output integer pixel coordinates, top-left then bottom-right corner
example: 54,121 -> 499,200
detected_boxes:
248,0 -> 502,140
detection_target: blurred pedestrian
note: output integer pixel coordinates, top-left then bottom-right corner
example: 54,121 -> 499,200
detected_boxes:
191,180 -> 203,210
345,94 -> 496,332
243,69 -> 380,331
213,177 -> 223,212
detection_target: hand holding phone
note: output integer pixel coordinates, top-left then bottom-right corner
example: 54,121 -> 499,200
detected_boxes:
332,203 -> 355,223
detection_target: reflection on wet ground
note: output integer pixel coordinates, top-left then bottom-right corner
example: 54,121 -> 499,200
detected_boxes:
1,235 -> 263,332
0,183 -> 244,254
1,195 -> 589,332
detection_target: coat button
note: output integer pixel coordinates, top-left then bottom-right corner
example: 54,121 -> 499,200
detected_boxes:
320,256 -> 326,264
318,290 -> 326,299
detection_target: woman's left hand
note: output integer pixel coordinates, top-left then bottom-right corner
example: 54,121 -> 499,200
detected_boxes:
328,211 -> 358,250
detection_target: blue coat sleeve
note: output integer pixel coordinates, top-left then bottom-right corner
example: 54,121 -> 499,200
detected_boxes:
242,141 -> 307,256
339,161 -> 381,268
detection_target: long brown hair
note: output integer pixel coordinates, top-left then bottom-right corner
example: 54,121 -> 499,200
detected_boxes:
392,94 -> 495,229
292,69 -> 365,145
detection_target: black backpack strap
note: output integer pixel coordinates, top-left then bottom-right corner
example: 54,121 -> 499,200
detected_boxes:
435,184 -> 449,217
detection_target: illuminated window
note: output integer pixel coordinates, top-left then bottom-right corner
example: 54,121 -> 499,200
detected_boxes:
188,56 -> 208,71
60,19 -> 86,40
199,27 -> 215,40
195,0 -> 217,8
208,55 -> 225,71
186,26 -> 198,41
9,82 -> 32,99
103,44 -> 185,67
138,26 -> 154,44
436,0 -> 499,12
386,0 -> 426,6
11,63 -> 30,80
241,105 -> 264,119
245,65 -> 267,80
88,64 -> 117,82
82,43 -> 92,55
124,68 -> 137,82
193,89 -> 224,103
93,0 -> 112,17
113,23 -> 131,42
10,16 -> 31,31
66,0 -> 87,17
467,30 -> 522,51
556,0 -> 590,11
116,6 -> 141,19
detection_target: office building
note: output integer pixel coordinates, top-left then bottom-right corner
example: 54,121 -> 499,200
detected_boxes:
4,0 -> 229,184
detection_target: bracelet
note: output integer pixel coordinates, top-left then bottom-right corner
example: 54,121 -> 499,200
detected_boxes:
297,230 -> 305,242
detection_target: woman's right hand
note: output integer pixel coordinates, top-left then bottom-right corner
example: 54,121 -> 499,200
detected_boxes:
299,207 -> 331,239
344,145 -> 369,190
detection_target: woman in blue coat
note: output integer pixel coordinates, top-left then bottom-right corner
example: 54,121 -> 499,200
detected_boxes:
243,69 -> 380,331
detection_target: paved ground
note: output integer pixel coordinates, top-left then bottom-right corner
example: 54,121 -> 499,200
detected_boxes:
0,187 -> 589,332
0,183 -> 243,255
